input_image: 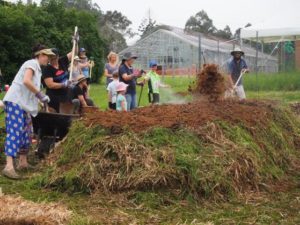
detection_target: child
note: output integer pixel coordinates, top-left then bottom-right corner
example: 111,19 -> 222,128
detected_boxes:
116,82 -> 128,112
107,70 -> 119,110
144,60 -> 169,104
2,44 -> 54,179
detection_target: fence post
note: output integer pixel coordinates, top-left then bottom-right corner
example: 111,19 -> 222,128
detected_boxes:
255,31 -> 259,97
198,33 -> 202,70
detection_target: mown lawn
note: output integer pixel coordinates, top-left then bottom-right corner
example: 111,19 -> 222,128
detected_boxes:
91,72 -> 300,110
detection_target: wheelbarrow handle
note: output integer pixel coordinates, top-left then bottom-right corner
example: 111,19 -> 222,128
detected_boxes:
42,103 -> 49,113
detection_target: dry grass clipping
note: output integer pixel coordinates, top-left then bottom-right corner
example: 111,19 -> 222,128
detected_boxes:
0,195 -> 72,225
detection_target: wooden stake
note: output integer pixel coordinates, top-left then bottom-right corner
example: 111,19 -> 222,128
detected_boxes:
69,26 -> 78,81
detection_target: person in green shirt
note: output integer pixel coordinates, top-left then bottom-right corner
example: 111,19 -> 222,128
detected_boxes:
144,60 -> 169,104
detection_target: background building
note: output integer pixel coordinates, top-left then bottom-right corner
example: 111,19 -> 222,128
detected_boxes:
120,26 -> 278,75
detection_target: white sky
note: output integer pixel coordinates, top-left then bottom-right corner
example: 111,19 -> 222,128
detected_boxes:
97,0 -> 300,45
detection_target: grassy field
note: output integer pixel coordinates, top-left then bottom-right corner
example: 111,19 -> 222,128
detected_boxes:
90,71 -> 300,110
0,71 -> 299,111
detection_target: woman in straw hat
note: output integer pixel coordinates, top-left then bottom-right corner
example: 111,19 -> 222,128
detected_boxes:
2,44 -> 55,179
71,74 -> 94,114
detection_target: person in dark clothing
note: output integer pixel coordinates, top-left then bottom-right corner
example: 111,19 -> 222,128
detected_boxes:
42,48 -> 73,112
227,47 -> 250,100
72,75 -> 94,114
119,52 -> 144,111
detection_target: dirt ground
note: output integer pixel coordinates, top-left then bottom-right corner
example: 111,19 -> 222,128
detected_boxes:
83,100 -> 273,133
84,64 -> 267,133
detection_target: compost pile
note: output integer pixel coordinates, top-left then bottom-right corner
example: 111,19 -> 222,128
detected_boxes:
43,97 -> 300,202
83,100 -> 271,133
194,64 -> 227,101
0,195 -> 71,225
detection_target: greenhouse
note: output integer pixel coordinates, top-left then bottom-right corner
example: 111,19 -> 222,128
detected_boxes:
119,26 -> 278,75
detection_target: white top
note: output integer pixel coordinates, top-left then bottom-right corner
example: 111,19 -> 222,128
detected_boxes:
4,59 -> 42,117
107,80 -> 119,104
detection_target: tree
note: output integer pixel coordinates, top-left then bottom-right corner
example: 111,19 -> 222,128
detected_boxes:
185,10 -> 216,34
98,10 -> 136,52
138,17 -> 157,38
215,25 -> 232,39
0,0 -> 106,83
42,0 -> 135,52
102,11 -> 133,37
138,9 -> 157,38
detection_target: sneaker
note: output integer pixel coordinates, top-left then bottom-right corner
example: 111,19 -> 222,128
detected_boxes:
2,168 -> 21,180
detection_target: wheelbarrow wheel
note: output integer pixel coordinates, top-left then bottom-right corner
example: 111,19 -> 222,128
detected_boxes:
37,137 -> 56,159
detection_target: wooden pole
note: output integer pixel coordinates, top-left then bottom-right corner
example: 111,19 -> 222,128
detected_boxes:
69,26 -> 78,81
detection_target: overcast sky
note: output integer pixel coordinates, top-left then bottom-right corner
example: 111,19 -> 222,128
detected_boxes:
97,0 -> 300,44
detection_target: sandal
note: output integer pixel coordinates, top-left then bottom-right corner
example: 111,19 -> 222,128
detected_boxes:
2,168 -> 21,180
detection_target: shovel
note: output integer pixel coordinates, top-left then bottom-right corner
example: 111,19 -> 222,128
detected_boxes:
225,69 -> 247,98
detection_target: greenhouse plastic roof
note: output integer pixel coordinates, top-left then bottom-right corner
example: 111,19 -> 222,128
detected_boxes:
241,27 -> 300,43
123,26 -> 276,59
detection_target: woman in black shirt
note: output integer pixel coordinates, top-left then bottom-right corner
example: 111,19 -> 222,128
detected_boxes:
42,48 -> 73,112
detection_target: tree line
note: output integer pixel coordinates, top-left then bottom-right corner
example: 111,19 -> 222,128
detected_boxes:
0,0 -> 133,84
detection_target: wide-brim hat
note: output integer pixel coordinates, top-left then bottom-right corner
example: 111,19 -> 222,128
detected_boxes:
34,48 -> 56,57
231,47 -> 244,56
122,52 -> 138,61
76,75 -> 88,85
116,82 -> 128,92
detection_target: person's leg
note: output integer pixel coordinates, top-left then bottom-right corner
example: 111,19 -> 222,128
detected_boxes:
125,94 -> 132,111
236,85 -> 246,100
3,103 -> 24,178
148,93 -> 152,103
130,93 -> 137,110
153,93 -> 160,104
72,99 -> 80,114
112,103 -> 116,110
18,112 -> 32,169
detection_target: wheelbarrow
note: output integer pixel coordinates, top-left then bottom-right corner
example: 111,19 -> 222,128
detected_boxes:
32,104 -> 80,158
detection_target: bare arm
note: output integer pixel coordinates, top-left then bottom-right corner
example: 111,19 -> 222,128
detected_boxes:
78,95 -> 88,107
44,77 -> 64,89
227,75 -> 234,87
159,83 -> 170,88
104,69 -> 112,78
23,69 -> 39,94
67,44 -> 79,61
79,61 -> 90,69
67,51 -> 73,61
121,100 -> 127,111
122,73 -> 135,82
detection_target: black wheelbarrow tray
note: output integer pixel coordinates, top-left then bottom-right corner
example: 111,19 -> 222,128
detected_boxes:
32,111 -> 80,158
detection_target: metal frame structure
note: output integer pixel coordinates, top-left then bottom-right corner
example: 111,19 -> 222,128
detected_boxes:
120,26 -> 278,74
